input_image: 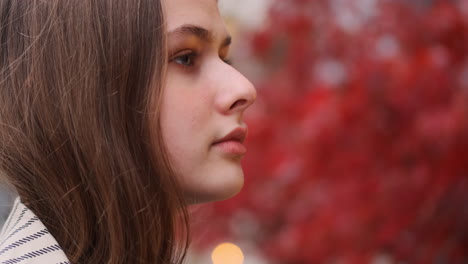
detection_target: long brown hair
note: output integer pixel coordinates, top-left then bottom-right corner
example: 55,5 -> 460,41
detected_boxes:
0,0 -> 189,263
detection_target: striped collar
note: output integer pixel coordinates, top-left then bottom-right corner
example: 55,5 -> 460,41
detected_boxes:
0,198 -> 70,264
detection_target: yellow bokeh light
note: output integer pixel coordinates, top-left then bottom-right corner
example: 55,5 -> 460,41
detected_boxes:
211,242 -> 244,264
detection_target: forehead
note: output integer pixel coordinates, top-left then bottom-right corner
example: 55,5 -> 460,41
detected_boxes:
164,0 -> 226,35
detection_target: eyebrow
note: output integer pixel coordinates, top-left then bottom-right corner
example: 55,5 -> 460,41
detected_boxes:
168,24 -> 232,47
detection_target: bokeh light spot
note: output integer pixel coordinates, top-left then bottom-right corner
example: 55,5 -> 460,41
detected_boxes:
211,242 -> 244,264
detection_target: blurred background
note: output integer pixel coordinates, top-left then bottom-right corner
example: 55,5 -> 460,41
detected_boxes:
1,0 -> 467,263
187,0 -> 468,263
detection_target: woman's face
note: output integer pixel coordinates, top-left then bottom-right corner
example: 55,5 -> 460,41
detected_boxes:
161,0 -> 257,203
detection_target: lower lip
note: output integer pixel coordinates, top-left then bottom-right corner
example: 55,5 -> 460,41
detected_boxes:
212,140 -> 247,155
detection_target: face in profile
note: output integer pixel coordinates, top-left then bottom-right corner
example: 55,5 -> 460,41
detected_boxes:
161,0 -> 257,204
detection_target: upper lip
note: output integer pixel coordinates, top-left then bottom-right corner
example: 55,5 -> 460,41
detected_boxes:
212,127 -> 247,145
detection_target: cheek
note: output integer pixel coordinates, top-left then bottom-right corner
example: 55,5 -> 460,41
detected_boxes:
162,86 -> 207,138
160,79 -> 212,172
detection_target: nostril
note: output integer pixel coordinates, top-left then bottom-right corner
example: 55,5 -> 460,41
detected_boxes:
230,99 -> 247,110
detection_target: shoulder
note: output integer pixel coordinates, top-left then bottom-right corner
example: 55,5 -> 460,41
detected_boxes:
0,197 -> 70,264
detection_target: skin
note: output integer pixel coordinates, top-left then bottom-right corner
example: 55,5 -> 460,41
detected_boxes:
161,0 -> 257,204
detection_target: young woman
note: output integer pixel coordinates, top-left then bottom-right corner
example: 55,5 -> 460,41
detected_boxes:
0,0 -> 256,263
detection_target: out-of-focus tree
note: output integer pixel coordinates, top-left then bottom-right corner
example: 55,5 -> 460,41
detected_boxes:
192,0 -> 468,263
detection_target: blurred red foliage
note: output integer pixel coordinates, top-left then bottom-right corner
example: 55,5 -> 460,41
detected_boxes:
192,0 -> 468,263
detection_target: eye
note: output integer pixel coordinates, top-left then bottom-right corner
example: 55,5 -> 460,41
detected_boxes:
171,51 -> 198,67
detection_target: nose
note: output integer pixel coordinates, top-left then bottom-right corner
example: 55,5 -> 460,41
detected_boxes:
215,64 -> 257,115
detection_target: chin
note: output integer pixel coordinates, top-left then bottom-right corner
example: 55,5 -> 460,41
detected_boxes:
184,165 -> 245,204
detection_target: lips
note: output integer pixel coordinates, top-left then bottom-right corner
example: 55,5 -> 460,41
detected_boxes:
213,127 -> 247,144
212,127 -> 248,155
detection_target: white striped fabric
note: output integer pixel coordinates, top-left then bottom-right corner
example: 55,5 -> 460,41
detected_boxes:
0,198 -> 70,264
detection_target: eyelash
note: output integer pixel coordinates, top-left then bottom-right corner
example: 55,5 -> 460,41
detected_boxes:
170,50 -> 233,69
